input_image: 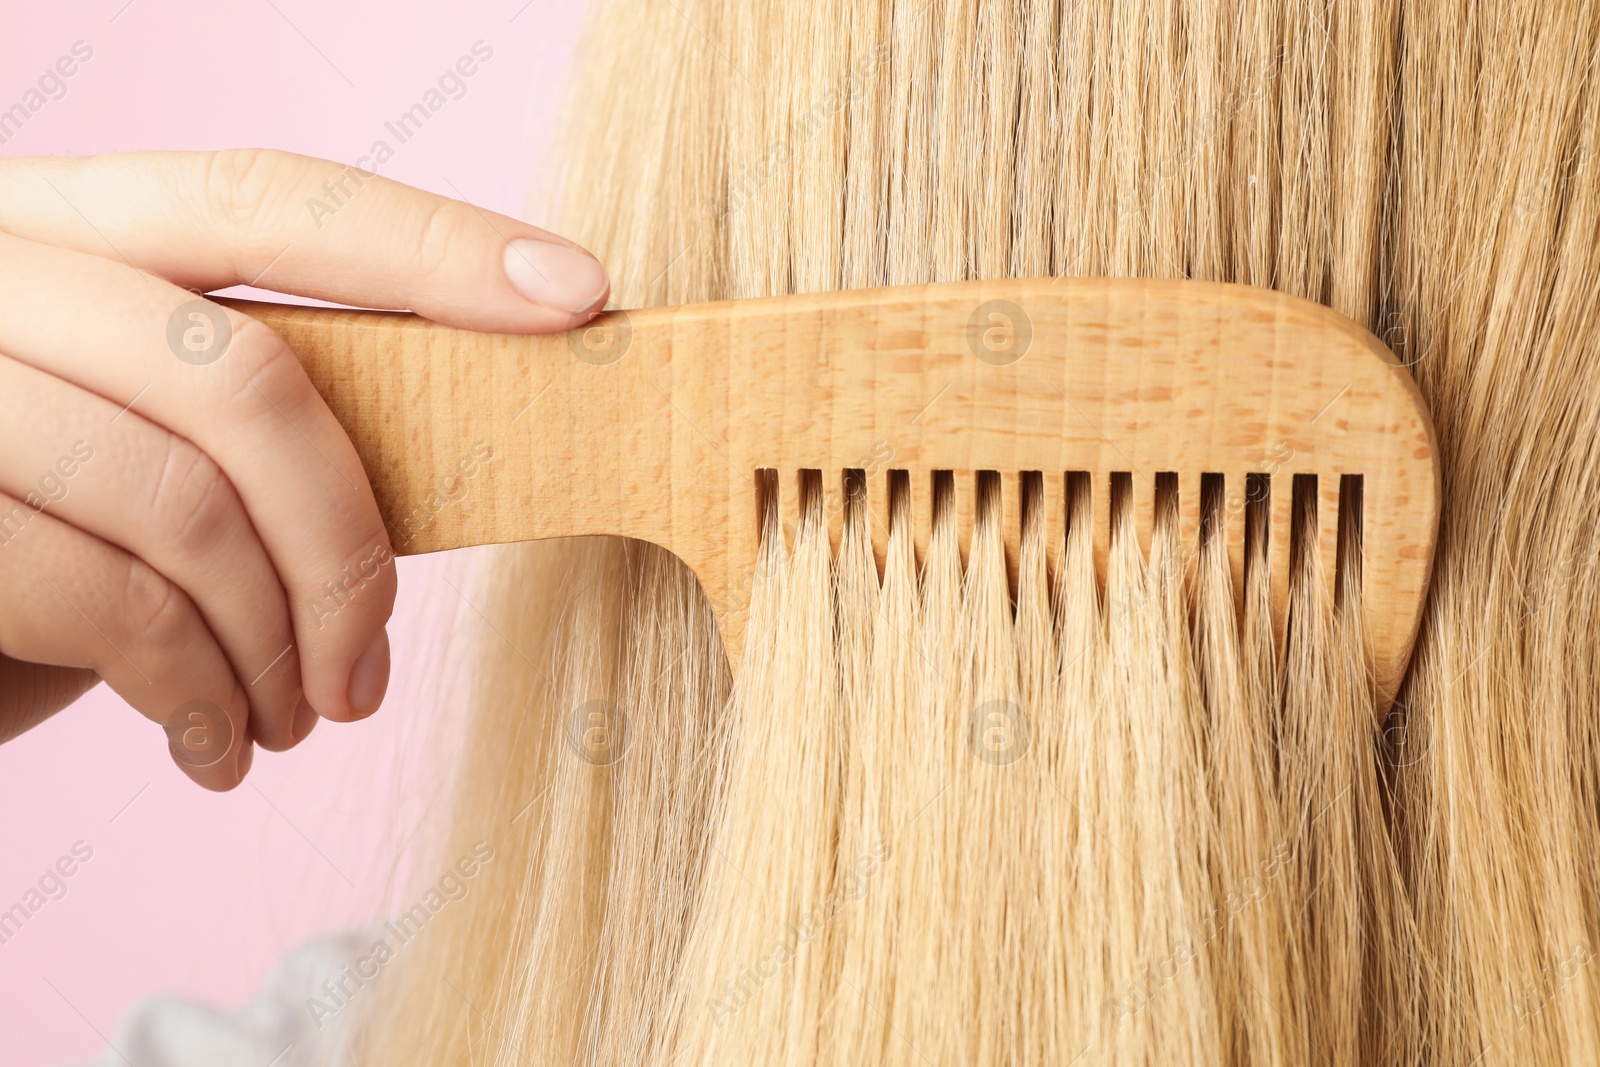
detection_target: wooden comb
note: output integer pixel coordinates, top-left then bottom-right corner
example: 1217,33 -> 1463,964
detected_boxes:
228,278 -> 1439,711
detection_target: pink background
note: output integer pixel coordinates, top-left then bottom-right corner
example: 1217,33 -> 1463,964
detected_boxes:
0,2 -> 586,1062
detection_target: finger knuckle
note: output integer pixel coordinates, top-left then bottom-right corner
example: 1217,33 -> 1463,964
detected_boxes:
219,317 -> 321,426
415,198 -> 477,284
202,147 -> 306,238
149,438 -> 242,558
119,558 -> 193,652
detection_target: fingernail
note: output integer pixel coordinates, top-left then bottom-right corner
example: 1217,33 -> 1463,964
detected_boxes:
291,695 -> 319,743
347,629 -> 391,719
503,238 -> 609,315
235,739 -> 254,780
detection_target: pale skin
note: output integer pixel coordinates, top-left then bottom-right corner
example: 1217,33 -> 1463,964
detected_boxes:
0,149 -> 611,791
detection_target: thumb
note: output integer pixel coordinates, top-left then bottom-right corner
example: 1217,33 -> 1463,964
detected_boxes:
0,149 -> 610,333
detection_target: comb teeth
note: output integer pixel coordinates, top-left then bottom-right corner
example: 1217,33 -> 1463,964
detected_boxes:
761,467 -> 1359,633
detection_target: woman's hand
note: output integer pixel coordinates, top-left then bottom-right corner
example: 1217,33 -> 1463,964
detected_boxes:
0,149 -> 609,790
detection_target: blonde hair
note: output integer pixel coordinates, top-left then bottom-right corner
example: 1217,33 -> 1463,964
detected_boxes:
344,1 -> 1600,1063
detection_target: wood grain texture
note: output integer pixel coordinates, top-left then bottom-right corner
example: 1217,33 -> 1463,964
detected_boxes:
227,277 -> 1439,710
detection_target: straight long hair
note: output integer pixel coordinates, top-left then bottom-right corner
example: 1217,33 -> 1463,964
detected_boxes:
343,2 -> 1600,1064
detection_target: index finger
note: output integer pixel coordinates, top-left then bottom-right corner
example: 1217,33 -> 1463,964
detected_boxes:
0,149 -> 611,333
